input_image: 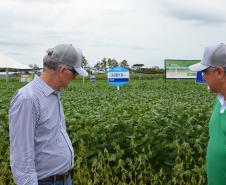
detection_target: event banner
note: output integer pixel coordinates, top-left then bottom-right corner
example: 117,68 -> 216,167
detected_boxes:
165,59 -> 200,79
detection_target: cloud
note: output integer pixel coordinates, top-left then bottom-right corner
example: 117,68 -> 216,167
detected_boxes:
167,8 -> 226,24
1,0 -> 226,68
157,0 -> 226,24
88,42 -> 160,51
0,40 -> 30,47
9,0 -> 69,4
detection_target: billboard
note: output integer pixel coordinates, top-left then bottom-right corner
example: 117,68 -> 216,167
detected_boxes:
165,59 -> 200,79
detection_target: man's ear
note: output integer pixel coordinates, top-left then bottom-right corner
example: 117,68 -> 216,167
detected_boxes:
216,67 -> 225,79
58,65 -> 65,77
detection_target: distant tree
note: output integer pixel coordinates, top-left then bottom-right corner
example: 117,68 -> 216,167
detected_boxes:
111,59 -> 118,68
94,58 -> 119,70
120,60 -> 129,68
107,58 -> 112,68
134,67 -> 164,74
152,66 -> 159,69
81,56 -> 88,67
29,64 -> 39,73
101,58 -> 108,70
94,62 -> 102,70
149,66 -> 164,73
132,64 -> 144,70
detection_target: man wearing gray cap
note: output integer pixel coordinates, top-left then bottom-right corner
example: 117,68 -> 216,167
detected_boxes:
9,44 -> 88,185
189,43 -> 226,185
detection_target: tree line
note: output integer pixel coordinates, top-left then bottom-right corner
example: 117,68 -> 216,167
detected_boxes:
29,56 -> 164,74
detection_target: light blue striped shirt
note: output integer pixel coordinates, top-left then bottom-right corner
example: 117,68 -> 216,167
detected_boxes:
9,75 -> 74,185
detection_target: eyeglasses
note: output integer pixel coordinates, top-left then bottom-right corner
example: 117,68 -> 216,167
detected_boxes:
202,66 -> 226,77
65,66 -> 79,76
202,66 -> 217,76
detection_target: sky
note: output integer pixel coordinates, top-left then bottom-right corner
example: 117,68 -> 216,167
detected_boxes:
0,0 -> 226,68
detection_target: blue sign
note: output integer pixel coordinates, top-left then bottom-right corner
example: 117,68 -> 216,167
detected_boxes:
90,75 -> 96,82
107,67 -> 129,86
196,71 -> 206,83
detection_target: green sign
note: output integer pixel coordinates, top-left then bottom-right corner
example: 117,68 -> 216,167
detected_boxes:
165,59 -> 200,79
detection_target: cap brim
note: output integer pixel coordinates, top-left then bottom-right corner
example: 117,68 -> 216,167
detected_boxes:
74,67 -> 88,76
189,62 -> 209,72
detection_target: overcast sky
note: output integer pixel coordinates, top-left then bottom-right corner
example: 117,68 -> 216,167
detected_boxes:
0,0 -> 226,68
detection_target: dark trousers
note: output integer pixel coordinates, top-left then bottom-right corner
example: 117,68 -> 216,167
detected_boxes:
38,174 -> 72,185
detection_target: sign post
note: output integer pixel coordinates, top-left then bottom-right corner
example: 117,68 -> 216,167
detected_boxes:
107,67 -> 129,90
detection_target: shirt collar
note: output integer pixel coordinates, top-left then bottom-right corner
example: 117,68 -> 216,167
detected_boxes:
54,90 -> 61,98
217,94 -> 226,106
33,75 -> 55,96
217,94 -> 226,113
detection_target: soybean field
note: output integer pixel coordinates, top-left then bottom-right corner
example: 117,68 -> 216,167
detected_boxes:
0,79 -> 215,185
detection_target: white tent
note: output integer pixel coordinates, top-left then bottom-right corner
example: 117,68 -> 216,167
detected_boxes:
0,52 -> 31,81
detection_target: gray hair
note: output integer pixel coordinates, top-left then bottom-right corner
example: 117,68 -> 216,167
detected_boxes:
207,66 -> 226,72
43,49 -> 62,70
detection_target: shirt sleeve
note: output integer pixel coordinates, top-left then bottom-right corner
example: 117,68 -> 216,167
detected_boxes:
9,96 -> 38,185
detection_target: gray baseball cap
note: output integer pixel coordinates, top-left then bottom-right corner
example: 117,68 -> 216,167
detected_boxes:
45,44 -> 88,76
189,43 -> 226,72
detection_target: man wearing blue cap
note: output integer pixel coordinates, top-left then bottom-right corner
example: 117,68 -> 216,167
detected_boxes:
9,44 -> 88,185
189,43 -> 226,185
